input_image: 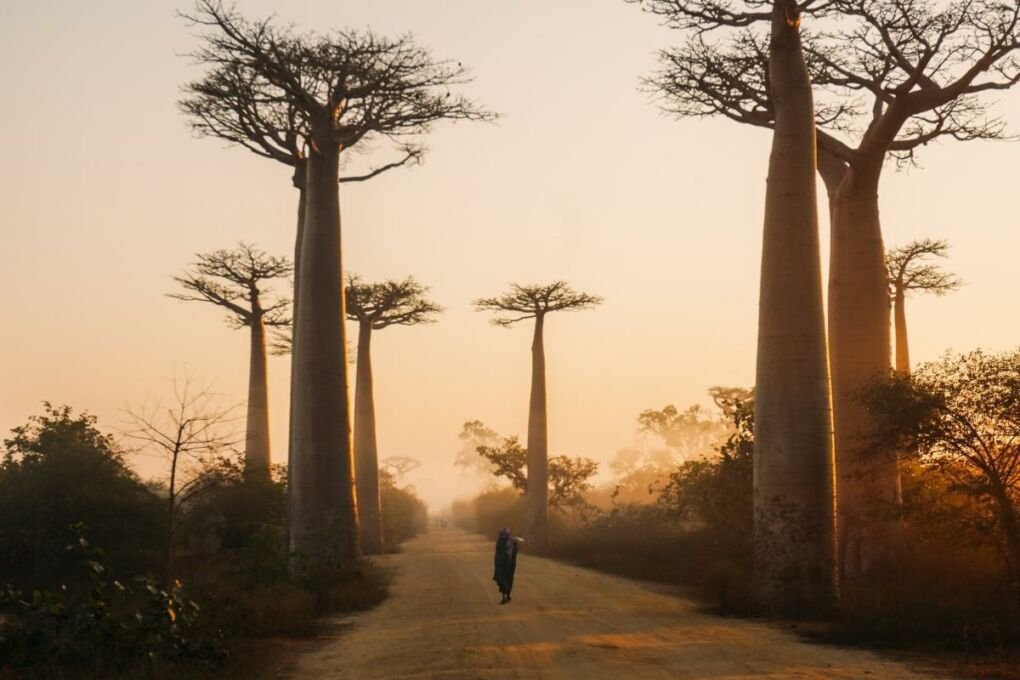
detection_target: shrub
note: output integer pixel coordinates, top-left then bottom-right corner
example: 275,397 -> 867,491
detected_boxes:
0,531 -> 226,676
0,405 -> 164,589
452,487 -> 525,538
379,470 -> 428,550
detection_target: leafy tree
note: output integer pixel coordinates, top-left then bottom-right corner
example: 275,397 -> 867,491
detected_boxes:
454,420 -> 500,475
181,0 -> 493,564
476,436 -> 599,514
862,349 -> 1020,601
381,456 -> 422,480
886,239 -> 962,374
475,281 -> 602,549
0,405 -> 162,589
346,276 -> 441,553
169,243 -> 291,480
637,404 -> 728,461
659,393 -> 754,545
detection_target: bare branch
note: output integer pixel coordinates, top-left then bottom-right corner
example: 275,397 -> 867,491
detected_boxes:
345,274 -> 443,328
474,281 -> 603,326
168,242 -> 292,329
180,1 -> 497,169
887,238 -> 964,296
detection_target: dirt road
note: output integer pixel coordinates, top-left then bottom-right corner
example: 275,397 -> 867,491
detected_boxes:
280,528 -> 937,679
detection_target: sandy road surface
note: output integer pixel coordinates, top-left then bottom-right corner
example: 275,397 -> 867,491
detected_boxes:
280,528 -> 938,679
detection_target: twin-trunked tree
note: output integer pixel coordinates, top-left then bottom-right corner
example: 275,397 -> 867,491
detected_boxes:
180,0 -> 491,563
475,282 -> 602,551
169,243 -> 291,481
346,276 -> 442,554
635,0 -> 1020,592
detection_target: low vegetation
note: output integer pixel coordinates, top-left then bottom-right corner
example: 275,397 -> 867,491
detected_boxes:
454,354 -> 1020,649
0,405 -> 427,678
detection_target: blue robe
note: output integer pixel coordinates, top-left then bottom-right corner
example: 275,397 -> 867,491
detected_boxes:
493,537 -> 519,595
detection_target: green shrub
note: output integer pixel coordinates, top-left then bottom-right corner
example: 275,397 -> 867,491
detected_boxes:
0,531 -> 226,676
0,405 -> 164,589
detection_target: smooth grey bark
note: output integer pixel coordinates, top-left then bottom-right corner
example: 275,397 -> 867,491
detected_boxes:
828,167 -> 899,582
354,321 -> 384,554
820,137 -> 901,583
526,313 -> 549,552
285,167 -> 306,489
287,135 -> 360,563
894,289 -> 909,375
244,309 -> 271,480
752,0 -> 837,616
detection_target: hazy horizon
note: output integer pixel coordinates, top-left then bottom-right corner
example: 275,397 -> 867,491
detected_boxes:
2,0 -> 1018,512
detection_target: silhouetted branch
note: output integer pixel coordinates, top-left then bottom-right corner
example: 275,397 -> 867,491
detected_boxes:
641,0 -> 1020,168
168,242 -> 292,329
180,0 -> 497,161
344,274 -> 443,329
474,281 -> 603,327
887,238 -> 963,297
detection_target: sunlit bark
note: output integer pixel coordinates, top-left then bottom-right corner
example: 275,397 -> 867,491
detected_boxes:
752,0 -> 837,615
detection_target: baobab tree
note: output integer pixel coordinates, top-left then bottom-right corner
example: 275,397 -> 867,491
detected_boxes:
631,0 -> 837,613
179,56 -> 423,330
475,282 -> 602,550
637,0 -> 1019,582
168,243 -> 290,481
887,239 -> 962,375
180,1 -> 492,563
346,275 -> 442,553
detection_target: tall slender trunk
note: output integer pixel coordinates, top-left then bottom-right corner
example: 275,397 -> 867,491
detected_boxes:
244,309 -> 271,481
526,313 -> 549,552
753,0 -> 837,616
354,321 -> 384,554
287,136 -> 360,564
893,288 -> 909,375
166,449 -> 179,592
286,167 -> 306,491
829,169 -> 899,581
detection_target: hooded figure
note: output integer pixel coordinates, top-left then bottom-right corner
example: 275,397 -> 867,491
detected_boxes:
493,527 -> 519,604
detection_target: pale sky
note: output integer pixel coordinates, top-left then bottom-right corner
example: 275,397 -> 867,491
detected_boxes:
2,1 -> 1018,511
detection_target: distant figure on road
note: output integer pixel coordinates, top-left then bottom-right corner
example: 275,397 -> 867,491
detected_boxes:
493,527 -> 520,604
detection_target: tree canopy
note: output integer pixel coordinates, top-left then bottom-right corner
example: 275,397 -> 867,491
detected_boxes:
474,281 -> 603,326
346,276 -> 443,329
640,0 -> 1020,172
180,0 -> 494,165
887,239 -> 963,297
169,243 -> 292,328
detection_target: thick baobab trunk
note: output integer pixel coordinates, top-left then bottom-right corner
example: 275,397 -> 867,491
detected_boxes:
829,171 -> 899,581
287,137 -> 360,564
526,313 -> 549,552
354,321 -> 384,554
752,0 -> 837,616
893,288 -> 909,374
244,311 -> 272,481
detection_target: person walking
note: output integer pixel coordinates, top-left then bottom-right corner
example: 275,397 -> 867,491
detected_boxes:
493,527 -> 519,604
